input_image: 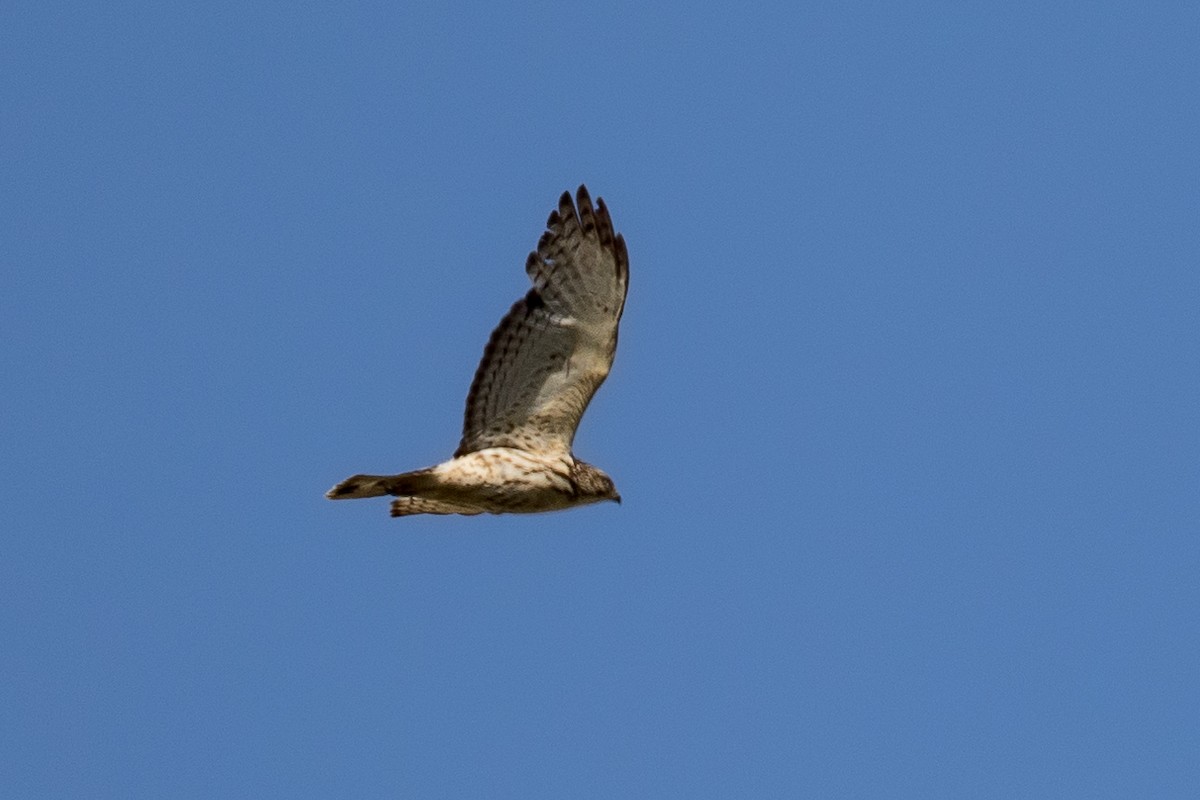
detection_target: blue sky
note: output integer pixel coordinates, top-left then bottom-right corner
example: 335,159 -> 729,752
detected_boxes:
3,1 -> 1198,797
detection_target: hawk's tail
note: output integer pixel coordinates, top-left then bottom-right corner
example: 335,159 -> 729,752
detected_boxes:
325,469 -> 437,500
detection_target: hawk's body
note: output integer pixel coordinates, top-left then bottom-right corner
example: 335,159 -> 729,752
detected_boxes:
327,186 -> 628,517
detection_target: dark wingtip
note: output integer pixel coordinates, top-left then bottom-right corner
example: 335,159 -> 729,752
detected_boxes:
557,190 -> 578,225
524,287 -> 544,311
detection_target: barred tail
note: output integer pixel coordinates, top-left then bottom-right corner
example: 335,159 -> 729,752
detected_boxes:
325,469 -> 437,500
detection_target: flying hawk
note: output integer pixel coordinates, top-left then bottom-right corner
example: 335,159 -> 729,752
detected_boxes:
327,185 -> 628,517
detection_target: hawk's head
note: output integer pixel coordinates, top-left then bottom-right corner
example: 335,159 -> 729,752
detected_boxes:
572,461 -> 621,505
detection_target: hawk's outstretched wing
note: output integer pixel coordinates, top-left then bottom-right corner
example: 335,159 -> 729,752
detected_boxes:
454,185 -> 629,458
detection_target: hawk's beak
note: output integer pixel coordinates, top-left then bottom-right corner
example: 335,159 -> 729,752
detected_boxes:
613,494 -> 622,505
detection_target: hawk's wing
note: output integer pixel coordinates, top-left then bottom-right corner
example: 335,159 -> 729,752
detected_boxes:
454,185 -> 629,458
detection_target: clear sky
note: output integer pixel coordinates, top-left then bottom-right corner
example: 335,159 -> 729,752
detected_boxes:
3,2 -> 1197,797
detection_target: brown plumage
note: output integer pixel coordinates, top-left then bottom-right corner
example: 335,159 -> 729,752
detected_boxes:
327,185 -> 628,517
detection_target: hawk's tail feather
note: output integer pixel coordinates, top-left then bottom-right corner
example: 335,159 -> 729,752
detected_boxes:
325,469 -> 437,500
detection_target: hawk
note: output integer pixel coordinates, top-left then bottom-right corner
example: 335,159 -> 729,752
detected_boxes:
327,185 -> 629,517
